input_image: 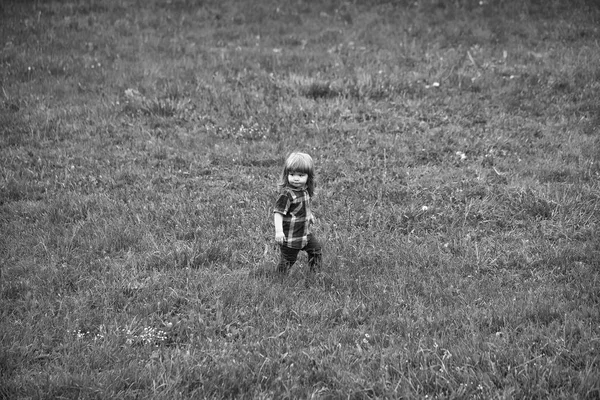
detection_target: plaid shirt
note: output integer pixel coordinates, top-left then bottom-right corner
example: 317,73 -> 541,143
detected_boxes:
274,187 -> 312,249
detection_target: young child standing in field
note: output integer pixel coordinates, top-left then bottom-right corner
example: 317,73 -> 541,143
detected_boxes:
273,152 -> 322,276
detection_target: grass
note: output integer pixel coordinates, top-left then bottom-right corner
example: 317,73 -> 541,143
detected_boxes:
1,0 -> 599,398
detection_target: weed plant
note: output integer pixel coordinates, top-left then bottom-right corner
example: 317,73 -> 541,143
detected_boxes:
1,0 -> 599,398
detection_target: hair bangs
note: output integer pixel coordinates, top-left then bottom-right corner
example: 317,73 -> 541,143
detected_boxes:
285,153 -> 314,174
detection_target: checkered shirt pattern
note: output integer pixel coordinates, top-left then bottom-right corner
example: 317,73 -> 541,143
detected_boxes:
273,187 -> 312,249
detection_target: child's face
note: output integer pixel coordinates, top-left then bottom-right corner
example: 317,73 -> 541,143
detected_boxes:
288,171 -> 308,189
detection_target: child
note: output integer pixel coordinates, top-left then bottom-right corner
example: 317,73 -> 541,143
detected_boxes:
273,152 -> 322,275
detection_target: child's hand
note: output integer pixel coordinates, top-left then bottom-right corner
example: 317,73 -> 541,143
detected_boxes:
275,231 -> 285,245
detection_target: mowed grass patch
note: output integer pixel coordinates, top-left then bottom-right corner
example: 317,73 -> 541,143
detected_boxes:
2,0 -> 599,398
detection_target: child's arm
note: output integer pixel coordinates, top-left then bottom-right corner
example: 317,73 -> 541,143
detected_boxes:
274,213 -> 285,244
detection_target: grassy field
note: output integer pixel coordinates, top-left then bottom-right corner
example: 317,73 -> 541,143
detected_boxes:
1,0 -> 599,398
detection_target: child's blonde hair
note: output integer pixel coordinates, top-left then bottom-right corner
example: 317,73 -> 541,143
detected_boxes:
279,152 -> 316,196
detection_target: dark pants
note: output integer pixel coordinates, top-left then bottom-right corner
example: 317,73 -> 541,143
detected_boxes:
277,234 -> 322,274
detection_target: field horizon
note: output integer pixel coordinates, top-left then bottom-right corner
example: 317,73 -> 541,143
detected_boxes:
1,0 -> 599,398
